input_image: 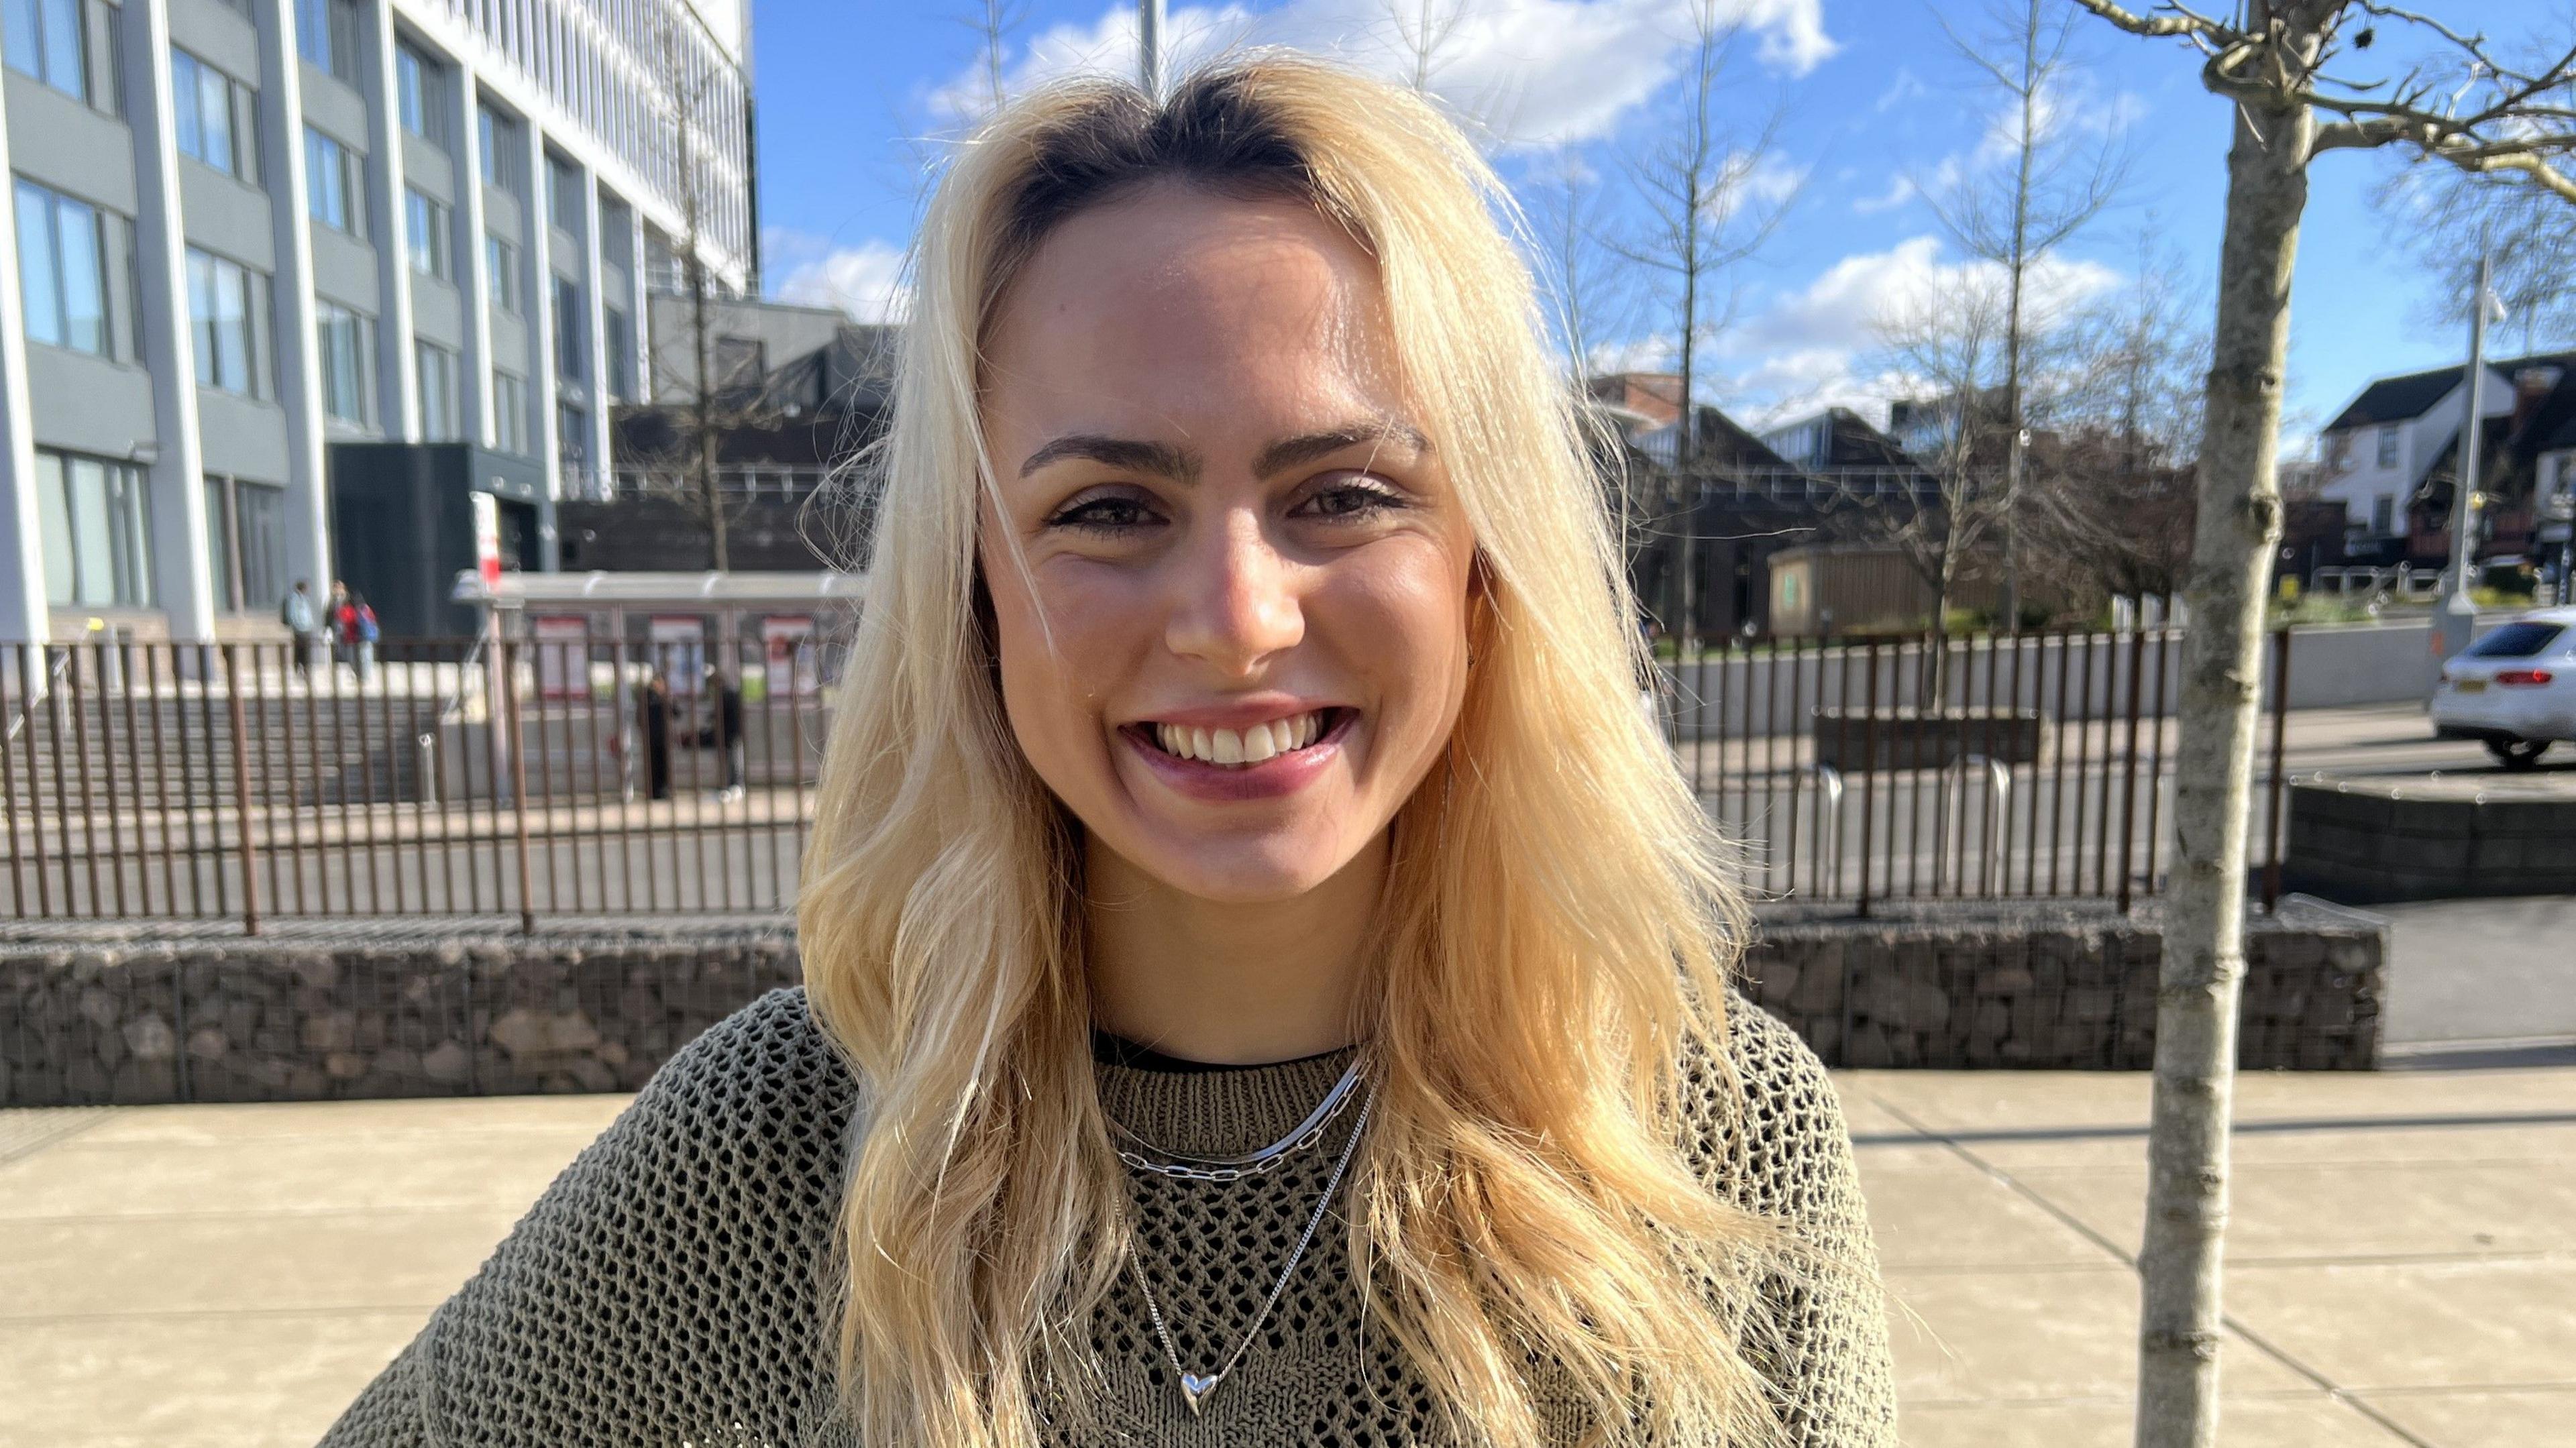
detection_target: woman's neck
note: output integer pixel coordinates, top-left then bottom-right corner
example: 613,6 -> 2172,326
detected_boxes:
1081,831 -> 1385,1066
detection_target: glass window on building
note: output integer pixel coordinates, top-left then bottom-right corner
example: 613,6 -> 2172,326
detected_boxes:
14,178 -> 111,356
2372,495 -> 2396,536
604,303 -> 633,401
547,154 -> 582,234
296,0 -> 362,85
405,188 -> 450,279
201,476 -> 234,611
201,476 -> 286,613
305,127 -> 362,235
35,449 -> 154,608
315,300 -> 372,423
4,0 -> 87,101
486,233 -> 519,313
479,108 -> 525,192
552,275 -> 583,381
492,368 -> 528,455
172,50 -> 254,180
557,401 -> 588,488
395,42 -> 447,143
2375,426 -> 2399,469
415,338 -> 460,441
186,247 -> 263,397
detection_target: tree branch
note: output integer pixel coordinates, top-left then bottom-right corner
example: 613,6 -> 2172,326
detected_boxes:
2061,0 -> 2226,42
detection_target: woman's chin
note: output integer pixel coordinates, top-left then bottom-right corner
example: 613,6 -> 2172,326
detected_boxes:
1123,831 -> 1358,905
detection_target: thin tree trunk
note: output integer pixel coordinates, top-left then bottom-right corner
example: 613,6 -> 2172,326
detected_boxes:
2135,90 -> 2305,1448
2000,0 -> 2037,632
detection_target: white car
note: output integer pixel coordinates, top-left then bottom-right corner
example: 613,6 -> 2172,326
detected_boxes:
2432,606 -> 2576,770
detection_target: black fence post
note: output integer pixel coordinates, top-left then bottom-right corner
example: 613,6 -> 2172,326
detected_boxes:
2263,626 -> 2294,914
221,645 -> 261,936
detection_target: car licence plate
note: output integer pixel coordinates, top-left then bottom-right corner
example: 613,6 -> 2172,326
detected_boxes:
2455,679 -> 2487,693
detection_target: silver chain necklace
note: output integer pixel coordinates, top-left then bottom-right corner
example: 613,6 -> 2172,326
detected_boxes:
1106,1055 -> 1367,1182
1122,1090 -> 1374,1417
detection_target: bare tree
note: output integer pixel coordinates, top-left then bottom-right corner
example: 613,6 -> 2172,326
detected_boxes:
629,10 -> 768,571
1380,0 -> 1468,95
1921,0 -> 2127,628
1531,156 -> 1633,390
1831,277 -> 2016,689
2381,162 -> 2576,353
2064,6 -> 2576,1446
2027,234 -> 2210,605
1609,3 -> 1801,640
967,0 -> 1032,119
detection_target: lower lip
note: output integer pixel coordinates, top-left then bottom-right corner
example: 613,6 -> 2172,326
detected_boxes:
1119,711 -> 1355,802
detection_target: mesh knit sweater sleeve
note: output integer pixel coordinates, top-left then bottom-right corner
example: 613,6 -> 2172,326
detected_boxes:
1697,1003 -> 1900,1447
313,987 -> 860,1448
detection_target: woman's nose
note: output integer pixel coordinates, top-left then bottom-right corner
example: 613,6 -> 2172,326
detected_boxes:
1165,507 -> 1303,674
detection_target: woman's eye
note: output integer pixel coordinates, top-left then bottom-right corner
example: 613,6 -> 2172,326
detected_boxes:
1298,480 -> 1407,521
1045,494 -> 1160,535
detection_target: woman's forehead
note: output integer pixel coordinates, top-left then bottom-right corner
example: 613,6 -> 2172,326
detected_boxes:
982,188 -> 1402,429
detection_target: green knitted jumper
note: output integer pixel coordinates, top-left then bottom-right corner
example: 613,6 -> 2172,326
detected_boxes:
318,988 -> 1896,1446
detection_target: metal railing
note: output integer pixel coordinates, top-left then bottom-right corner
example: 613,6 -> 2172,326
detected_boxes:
1647,624 -> 2297,915
0,634 -> 830,931
0,626 -> 2296,930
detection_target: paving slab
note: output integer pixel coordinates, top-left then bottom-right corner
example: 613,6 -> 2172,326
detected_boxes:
0,1310 -> 429,1448
2223,1258 -> 2576,1392
2353,1386 -> 2576,1448
2006,1158 -> 2576,1260
1894,1392 -> 2416,1448
5,1053 -> 2573,1448
1881,1265 -> 2316,1404
1,1208 -> 523,1317
1848,1151 -> 2110,1269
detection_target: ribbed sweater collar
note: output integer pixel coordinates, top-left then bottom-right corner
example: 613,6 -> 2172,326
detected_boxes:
1091,1038 -> 1363,1160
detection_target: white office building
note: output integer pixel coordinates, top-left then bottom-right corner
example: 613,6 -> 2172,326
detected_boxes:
0,0 -> 755,641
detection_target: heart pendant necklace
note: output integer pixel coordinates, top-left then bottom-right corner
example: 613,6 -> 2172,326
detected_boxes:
1125,1091 -> 1373,1417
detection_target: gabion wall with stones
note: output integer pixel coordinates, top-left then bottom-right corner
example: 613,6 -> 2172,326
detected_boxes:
1743,899 -> 2384,1071
0,931 -> 802,1107
0,906 -> 2381,1107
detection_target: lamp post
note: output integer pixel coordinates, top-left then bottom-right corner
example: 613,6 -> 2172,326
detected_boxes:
1138,0 -> 1165,97
2432,249 -> 2493,665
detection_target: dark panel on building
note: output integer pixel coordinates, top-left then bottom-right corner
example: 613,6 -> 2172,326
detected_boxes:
327,443 -> 548,638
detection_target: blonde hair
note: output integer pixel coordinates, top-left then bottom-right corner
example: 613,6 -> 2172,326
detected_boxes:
799,56 -> 1781,1448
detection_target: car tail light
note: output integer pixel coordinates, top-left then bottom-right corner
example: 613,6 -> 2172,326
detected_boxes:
2493,669 -> 2555,686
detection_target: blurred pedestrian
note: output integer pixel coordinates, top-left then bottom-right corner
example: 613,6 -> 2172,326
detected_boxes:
327,581 -> 352,670
279,580 -> 317,680
638,669 -> 672,801
341,592 -> 378,683
706,663 -> 747,801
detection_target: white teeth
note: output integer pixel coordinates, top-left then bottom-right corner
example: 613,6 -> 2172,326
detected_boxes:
1240,722 -> 1280,764
1149,710 -> 1330,766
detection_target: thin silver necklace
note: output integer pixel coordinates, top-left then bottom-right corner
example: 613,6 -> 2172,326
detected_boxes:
1123,1091 -> 1374,1417
1106,1055 -> 1366,1182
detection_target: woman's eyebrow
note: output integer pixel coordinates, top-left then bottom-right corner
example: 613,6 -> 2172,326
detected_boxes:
1017,435 -> 1201,481
1014,419 -> 1430,484
1252,419 -> 1431,479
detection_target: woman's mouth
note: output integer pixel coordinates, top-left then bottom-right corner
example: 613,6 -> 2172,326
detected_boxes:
1144,708 -> 1337,767
1118,708 -> 1356,800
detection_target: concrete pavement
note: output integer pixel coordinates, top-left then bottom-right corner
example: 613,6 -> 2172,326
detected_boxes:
5,1056 -> 2571,1447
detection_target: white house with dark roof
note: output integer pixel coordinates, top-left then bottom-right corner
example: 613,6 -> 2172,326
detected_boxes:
2319,352 -> 2576,548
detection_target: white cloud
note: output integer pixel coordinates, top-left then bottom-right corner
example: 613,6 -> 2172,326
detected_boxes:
768,232 -> 910,323
1732,150 -> 1808,207
1701,235 -> 2121,423
932,0 -> 1835,150
1850,172 -> 1914,215
1873,65 -> 1925,113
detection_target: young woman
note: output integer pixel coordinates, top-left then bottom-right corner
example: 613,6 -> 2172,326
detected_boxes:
321,57 -> 1895,1448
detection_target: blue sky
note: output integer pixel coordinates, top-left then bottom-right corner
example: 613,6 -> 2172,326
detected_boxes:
747,0 -> 2573,447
